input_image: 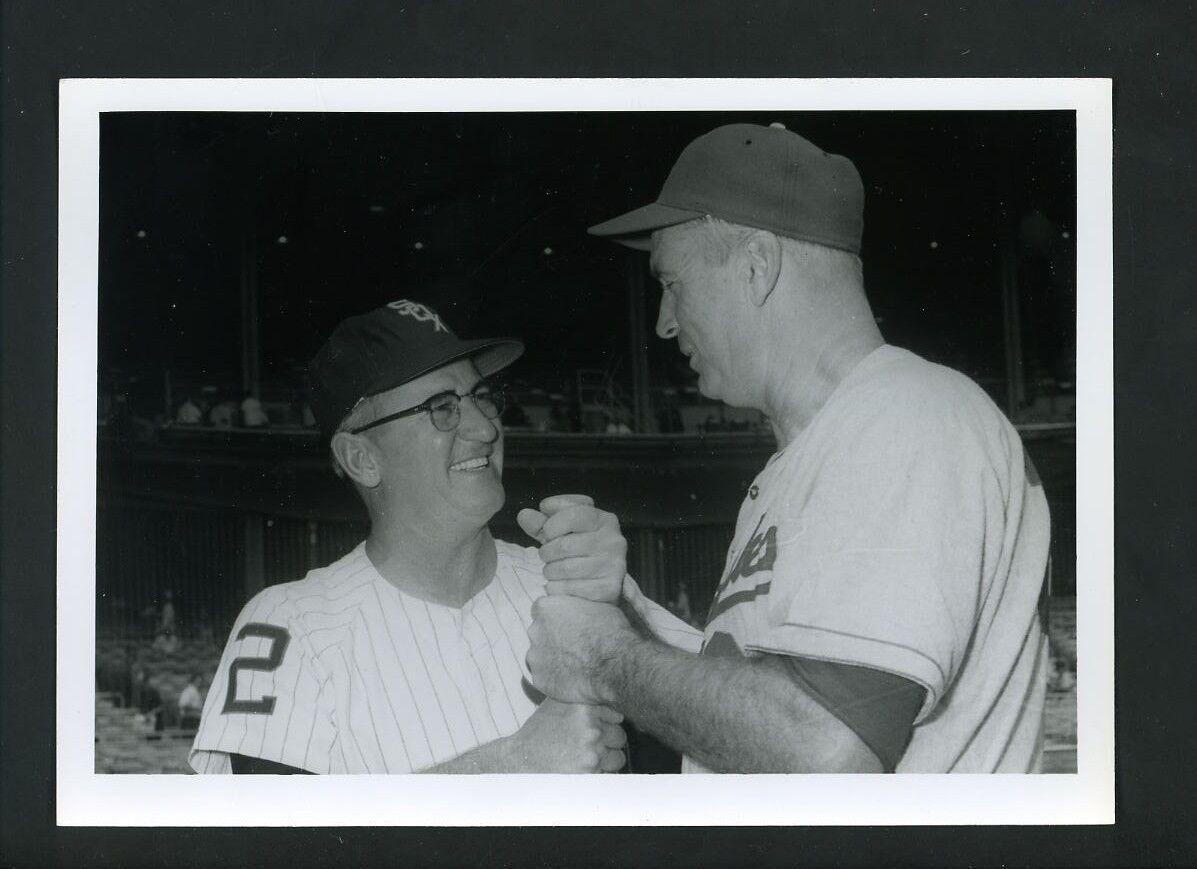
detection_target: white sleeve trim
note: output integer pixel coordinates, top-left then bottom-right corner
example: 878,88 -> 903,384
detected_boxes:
187,748 -> 232,774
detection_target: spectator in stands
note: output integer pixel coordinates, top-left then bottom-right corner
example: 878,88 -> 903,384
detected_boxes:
130,663 -> 147,708
105,649 -> 134,709
152,629 -> 180,655
157,589 -> 177,636
240,392 -> 270,427
178,673 -> 206,729
151,590 -> 179,654
194,607 -> 216,646
208,396 -> 239,428
1051,658 -> 1076,692
501,398 -> 531,429
604,411 -> 633,435
656,403 -> 684,434
131,665 -> 164,731
669,580 -> 693,625
140,591 -> 173,640
544,402 -> 572,433
1049,636 -> 1077,691
176,395 -> 203,425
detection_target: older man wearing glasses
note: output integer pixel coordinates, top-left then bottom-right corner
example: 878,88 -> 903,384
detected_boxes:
189,299 -> 691,774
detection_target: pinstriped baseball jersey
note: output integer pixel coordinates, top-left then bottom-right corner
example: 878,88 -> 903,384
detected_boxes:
191,538 -> 689,774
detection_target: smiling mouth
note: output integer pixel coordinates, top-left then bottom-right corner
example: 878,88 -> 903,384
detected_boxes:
449,456 -> 490,472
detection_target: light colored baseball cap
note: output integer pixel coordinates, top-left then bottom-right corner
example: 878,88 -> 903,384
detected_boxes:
588,122 -> 864,254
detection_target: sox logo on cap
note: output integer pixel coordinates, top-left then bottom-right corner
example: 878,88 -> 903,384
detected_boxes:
387,299 -> 448,333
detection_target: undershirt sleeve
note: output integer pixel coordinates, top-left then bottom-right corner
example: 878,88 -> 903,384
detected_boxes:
783,656 -> 926,773
230,753 -> 314,774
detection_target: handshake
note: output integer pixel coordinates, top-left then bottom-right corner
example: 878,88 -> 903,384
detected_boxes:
507,494 -> 638,773
517,493 -> 627,604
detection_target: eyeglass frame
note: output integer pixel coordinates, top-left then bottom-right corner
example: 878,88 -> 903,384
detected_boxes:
347,379 -> 506,435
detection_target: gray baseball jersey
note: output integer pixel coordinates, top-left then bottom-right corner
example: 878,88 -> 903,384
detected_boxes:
685,346 -> 1050,773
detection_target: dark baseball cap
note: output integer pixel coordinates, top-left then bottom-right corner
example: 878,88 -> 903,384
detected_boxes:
308,299 -> 524,436
588,122 -> 864,254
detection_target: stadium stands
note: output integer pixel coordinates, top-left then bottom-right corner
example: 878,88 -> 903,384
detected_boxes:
1042,596 -> 1078,773
94,636 -> 222,774
94,599 -> 1079,774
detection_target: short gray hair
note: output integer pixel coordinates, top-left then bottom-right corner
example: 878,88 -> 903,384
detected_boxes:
678,215 -> 863,278
676,215 -> 756,265
694,217 -> 861,282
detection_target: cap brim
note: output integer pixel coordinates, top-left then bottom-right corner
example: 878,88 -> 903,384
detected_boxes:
469,338 -> 525,379
363,337 -> 525,401
587,202 -> 704,250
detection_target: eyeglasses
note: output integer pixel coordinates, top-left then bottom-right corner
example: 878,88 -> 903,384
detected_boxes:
349,381 -> 506,434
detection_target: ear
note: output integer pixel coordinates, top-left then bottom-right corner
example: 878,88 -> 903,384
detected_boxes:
330,431 -> 382,488
743,231 -> 782,307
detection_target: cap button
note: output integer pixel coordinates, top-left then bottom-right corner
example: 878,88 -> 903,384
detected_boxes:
769,122 -> 787,130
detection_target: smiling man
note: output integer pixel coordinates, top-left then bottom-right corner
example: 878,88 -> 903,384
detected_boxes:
524,123 -> 1052,773
189,299 -> 644,774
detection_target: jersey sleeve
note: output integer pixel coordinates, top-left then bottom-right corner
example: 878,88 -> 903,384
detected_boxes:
190,587 -> 337,774
745,393 -> 1005,722
621,575 -> 704,654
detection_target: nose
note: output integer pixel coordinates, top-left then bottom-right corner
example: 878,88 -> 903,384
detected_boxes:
655,292 -> 679,340
456,395 -> 500,443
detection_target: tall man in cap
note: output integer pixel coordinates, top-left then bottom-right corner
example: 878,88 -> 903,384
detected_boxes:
526,124 -> 1051,773
190,298 -> 689,774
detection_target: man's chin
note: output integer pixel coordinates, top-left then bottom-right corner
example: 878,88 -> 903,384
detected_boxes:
450,479 -> 505,520
695,373 -> 721,402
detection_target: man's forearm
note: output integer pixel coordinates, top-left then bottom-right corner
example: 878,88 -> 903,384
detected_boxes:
600,636 -> 882,773
419,735 -> 517,774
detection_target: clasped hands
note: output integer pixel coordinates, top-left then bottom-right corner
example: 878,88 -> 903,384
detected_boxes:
517,494 -> 638,708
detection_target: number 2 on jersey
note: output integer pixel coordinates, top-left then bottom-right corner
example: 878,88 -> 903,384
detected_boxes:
222,623 -> 290,714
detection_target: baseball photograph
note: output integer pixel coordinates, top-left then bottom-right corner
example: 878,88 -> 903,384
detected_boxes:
5,1 -> 1194,861
55,78 -> 1112,826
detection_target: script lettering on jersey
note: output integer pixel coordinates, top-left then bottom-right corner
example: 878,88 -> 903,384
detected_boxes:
705,514 -> 778,624
713,513 -> 778,601
387,299 -> 448,333
222,623 -> 291,715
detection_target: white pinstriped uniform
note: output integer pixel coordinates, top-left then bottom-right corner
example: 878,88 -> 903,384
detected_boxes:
191,539 -> 692,774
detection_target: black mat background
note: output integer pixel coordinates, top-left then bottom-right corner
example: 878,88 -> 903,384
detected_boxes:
2,2 -> 1194,866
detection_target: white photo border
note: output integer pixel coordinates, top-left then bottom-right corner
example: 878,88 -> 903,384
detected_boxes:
58,78 -> 1114,826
